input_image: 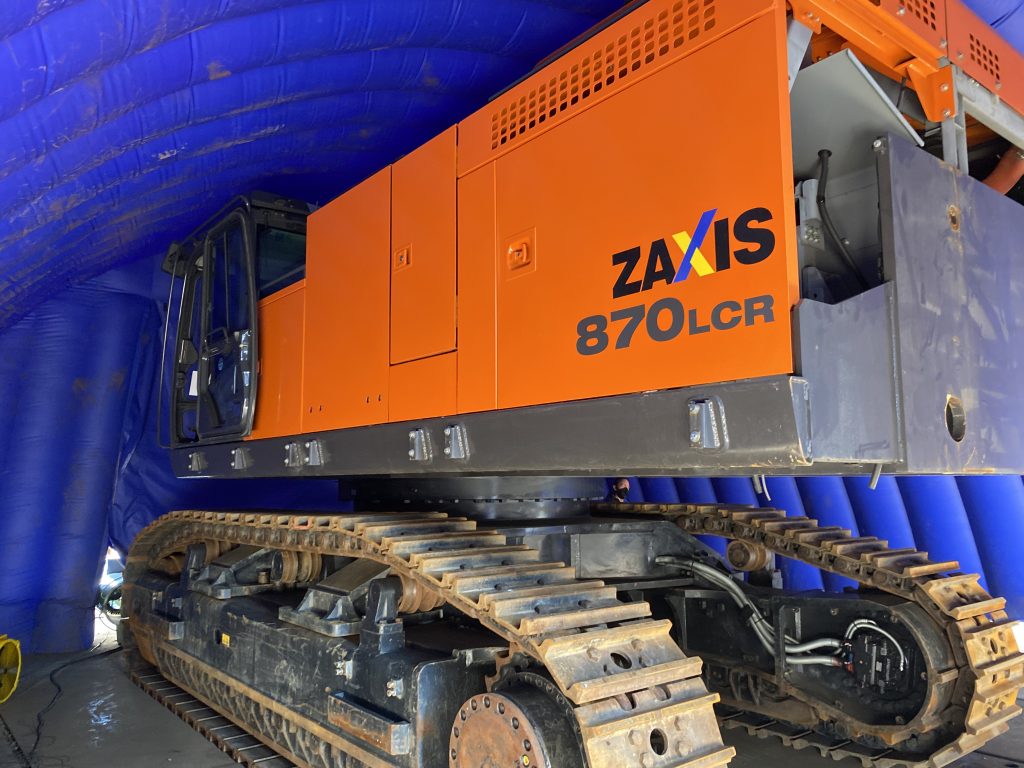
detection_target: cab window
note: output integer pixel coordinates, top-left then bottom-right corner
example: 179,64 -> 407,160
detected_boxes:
256,225 -> 305,299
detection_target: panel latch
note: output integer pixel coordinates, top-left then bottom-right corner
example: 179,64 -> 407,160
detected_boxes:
507,241 -> 531,269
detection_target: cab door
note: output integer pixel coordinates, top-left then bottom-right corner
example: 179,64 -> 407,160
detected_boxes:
170,209 -> 258,444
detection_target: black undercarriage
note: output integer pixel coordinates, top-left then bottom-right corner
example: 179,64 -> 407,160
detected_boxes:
125,513 -> 957,768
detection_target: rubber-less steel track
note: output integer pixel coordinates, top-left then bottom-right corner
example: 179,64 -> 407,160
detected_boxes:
602,502 -> 1024,768
125,510 -> 735,768
130,662 -> 297,768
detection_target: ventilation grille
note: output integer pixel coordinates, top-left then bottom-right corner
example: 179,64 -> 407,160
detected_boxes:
904,0 -> 938,31
969,32 -> 1000,81
491,0 -> 717,150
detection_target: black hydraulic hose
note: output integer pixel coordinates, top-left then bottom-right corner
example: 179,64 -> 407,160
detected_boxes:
816,149 -> 869,290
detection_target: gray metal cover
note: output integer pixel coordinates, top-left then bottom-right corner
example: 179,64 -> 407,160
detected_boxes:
795,283 -> 900,464
880,135 -> 1024,472
790,49 -> 921,179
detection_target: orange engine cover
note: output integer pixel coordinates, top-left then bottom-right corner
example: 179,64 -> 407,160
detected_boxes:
250,0 -> 797,438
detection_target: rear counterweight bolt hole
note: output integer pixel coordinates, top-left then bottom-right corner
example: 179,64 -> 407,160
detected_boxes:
611,652 -> 633,669
650,728 -> 668,755
945,395 -> 966,442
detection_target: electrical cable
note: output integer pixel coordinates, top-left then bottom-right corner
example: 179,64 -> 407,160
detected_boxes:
816,149 -> 870,290
28,645 -> 123,759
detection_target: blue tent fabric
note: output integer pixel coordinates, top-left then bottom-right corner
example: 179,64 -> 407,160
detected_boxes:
844,476 -> 917,551
0,265 -> 357,653
756,477 -> 824,591
0,0 -> 628,331
0,281 -> 155,653
0,0 -> 1021,333
958,477 -> 1024,618
965,0 -> 1024,44
897,476 -> 987,591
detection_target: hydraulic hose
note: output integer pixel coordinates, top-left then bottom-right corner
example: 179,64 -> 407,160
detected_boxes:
786,637 -> 843,653
657,556 -> 843,666
845,619 -> 907,670
816,149 -> 869,290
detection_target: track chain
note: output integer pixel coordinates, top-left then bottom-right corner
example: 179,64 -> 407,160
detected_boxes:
125,510 -> 736,768
600,502 -> 1024,768
130,661 -> 299,768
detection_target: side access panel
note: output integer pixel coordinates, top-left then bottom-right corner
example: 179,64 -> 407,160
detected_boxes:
456,164 -> 498,414
388,127 -> 459,422
389,352 -> 458,423
390,127 -> 457,365
459,0 -> 797,410
303,169 -> 391,431
249,280 -> 306,440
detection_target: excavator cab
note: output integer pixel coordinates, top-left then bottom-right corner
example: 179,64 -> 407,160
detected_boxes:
163,192 -> 309,446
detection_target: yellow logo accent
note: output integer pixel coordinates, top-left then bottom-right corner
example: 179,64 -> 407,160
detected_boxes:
671,231 -> 715,277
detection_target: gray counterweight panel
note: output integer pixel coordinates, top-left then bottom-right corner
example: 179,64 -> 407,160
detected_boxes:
879,134 -> 1024,472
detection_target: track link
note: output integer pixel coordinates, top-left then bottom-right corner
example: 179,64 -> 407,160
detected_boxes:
130,661 -> 297,767
125,510 -> 735,768
602,502 -> 1024,768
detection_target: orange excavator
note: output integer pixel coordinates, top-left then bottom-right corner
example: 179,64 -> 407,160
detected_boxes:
124,1 -> 1024,766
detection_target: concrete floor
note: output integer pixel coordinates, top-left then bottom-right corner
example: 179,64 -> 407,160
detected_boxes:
1,620 -> 1022,768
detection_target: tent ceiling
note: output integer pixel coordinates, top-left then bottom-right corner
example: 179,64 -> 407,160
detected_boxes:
0,0 -> 626,330
1,0 -> 1020,331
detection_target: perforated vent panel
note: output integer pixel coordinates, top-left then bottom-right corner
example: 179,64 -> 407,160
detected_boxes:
904,0 -> 937,31
491,0 -> 716,150
969,32 -> 1001,81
